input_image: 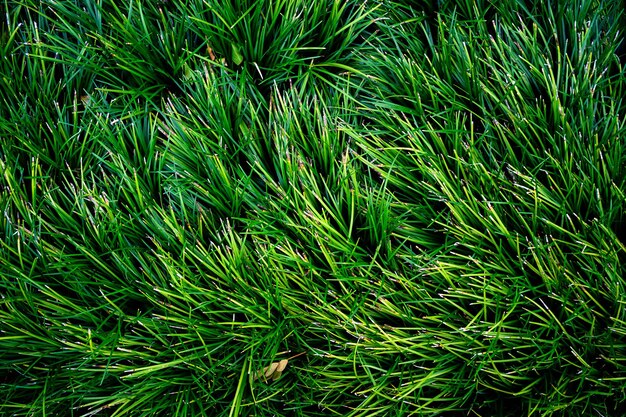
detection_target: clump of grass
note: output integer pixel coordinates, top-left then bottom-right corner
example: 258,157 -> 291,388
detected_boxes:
1,0 -> 626,416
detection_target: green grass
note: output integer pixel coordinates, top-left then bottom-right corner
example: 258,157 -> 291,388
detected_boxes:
1,0 -> 626,415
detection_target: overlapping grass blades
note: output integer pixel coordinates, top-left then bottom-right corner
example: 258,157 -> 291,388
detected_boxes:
1,0 -> 626,416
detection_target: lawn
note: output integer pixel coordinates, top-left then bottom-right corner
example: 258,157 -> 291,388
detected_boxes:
1,0 -> 626,415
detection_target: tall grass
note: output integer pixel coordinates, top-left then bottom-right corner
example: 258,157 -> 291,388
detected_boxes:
1,0 -> 626,415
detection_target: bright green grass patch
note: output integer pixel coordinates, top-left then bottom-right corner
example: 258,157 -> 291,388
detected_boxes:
1,0 -> 626,416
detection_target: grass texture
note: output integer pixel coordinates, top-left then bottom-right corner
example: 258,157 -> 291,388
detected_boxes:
1,0 -> 626,415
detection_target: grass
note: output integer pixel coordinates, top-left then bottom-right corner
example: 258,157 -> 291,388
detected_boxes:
1,0 -> 626,415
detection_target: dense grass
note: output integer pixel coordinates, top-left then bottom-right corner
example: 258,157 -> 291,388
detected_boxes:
1,0 -> 626,415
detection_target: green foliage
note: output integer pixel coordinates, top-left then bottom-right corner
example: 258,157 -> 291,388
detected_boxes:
1,0 -> 626,416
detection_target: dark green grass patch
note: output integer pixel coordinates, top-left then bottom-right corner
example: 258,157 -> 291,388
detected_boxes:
1,0 -> 626,416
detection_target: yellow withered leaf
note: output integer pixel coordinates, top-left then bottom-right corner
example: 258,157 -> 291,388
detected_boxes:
254,353 -> 305,382
206,44 -> 216,61
255,359 -> 289,382
264,361 -> 279,378
276,359 -> 288,373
